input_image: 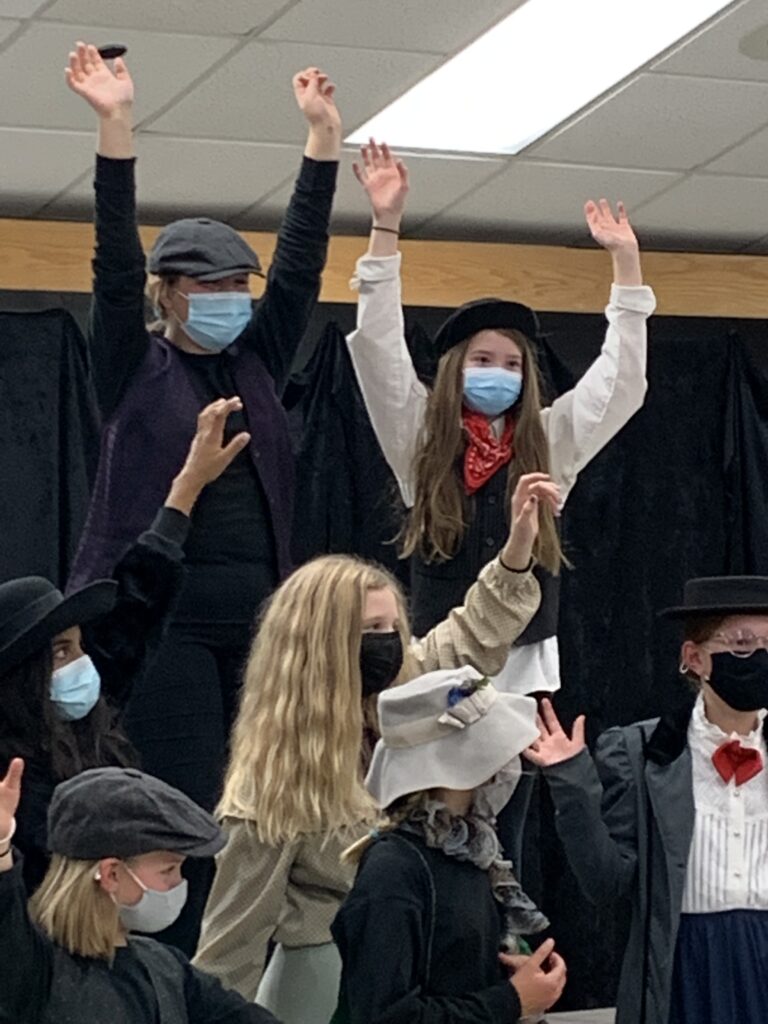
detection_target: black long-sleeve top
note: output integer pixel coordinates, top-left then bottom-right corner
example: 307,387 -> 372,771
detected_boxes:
0,857 -> 278,1024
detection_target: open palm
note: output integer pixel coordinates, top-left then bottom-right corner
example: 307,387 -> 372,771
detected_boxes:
584,199 -> 637,253
353,140 -> 409,221
65,41 -> 134,117
0,759 -> 23,839
525,699 -> 585,767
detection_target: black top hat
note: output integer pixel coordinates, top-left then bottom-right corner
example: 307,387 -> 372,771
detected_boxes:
433,298 -> 540,358
660,576 -> 768,619
0,577 -> 116,675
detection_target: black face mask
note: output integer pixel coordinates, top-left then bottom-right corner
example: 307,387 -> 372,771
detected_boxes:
359,632 -> 404,697
708,650 -> 768,712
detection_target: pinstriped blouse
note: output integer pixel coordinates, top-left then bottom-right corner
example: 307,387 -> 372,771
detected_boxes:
681,696 -> 768,913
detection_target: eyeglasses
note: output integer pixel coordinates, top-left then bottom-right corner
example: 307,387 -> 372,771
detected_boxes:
706,631 -> 768,658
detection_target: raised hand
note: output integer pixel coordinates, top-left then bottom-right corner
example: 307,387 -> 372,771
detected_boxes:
584,199 -> 638,253
293,67 -> 340,133
65,41 -> 134,117
501,472 -> 560,569
167,397 -> 251,516
353,140 -> 409,225
0,759 -> 24,841
505,938 -> 567,1016
525,698 -> 586,767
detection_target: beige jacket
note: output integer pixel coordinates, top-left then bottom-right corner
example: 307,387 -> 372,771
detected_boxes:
193,559 -> 540,998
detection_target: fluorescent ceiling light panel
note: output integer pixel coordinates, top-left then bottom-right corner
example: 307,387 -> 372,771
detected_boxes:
348,0 -> 736,155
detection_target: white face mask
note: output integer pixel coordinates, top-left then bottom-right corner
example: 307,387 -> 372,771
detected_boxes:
116,864 -> 188,933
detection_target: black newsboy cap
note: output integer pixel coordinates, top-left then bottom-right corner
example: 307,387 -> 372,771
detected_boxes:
433,297 -> 540,357
660,576 -> 768,619
148,217 -> 263,281
48,767 -> 226,861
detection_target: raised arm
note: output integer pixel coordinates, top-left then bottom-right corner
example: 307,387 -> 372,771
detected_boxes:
410,474 -> 560,674
531,702 -> 639,907
346,142 -> 426,507
239,68 -> 341,394
65,42 -> 149,419
542,200 -> 656,506
0,761 -> 54,1024
83,398 -> 250,707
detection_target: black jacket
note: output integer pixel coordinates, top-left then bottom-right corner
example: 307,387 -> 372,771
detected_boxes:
0,859 -> 277,1024
332,829 -> 522,1024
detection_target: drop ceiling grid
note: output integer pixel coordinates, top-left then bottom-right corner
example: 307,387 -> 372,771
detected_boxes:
0,0 -> 767,250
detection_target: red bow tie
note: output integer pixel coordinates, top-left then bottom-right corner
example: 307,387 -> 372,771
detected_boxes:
712,740 -> 763,786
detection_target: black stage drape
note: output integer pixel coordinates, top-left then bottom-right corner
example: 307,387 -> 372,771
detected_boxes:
2,292 -> 768,1008
0,309 -> 99,587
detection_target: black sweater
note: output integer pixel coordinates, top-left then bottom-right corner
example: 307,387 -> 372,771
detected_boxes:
332,829 -> 522,1023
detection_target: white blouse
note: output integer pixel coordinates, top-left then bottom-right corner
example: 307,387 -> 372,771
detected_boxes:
681,695 -> 768,914
347,253 -> 657,696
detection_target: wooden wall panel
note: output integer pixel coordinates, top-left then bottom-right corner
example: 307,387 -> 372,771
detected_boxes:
2,217 -> 768,317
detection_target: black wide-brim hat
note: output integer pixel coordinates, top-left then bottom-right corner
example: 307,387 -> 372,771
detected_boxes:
660,576 -> 768,619
0,576 -> 117,675
433,297 -> 540,358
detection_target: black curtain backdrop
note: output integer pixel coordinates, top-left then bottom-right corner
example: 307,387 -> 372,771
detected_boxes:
2,290 -> 768,1008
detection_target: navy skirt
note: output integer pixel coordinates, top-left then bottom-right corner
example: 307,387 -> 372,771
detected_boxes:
668,910 -> 768,1024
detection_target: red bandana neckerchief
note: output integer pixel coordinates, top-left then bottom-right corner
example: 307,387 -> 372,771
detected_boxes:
711,739 -> 763,786
462,408 -> 515,495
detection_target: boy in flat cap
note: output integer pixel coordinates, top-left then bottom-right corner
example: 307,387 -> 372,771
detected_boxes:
0,762 -> 279,1024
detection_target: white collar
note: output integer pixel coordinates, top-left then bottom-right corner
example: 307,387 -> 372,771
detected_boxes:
689,692 -> 767,753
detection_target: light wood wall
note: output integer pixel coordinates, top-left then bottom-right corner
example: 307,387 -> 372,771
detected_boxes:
2,217 -> 768,318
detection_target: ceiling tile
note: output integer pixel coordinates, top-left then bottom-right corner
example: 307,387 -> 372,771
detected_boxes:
0,16 -> 20,41
630,173 -> 768,248
0,0 -> 41,15
412,161 -> 682,243
0,127 -> 92,215
264,0 -> 525,54
148,40 -> 440,143
531,73 -> 768,171
0,23 -> 232,129
704,123 -> 768,176
238,148 -> 505,232
653,0 -> 768,83
41,0 -> 289,37
44,136 -> 305,222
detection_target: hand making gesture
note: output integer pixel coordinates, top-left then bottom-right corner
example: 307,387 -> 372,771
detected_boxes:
294,68 -> 341,161
354,139 -> 409,230
65,41 -> 134,117
501,473 -> 561,571
0,759 -> 23,868
584,198 -> 642,286
525,698 -> 587,767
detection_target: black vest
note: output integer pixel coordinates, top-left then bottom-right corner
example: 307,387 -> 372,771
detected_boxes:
410,465 -> 560,644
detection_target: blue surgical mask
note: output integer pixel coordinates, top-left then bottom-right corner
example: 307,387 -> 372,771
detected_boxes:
50,654 -> 101,721
179,291 -> 252,352
463,367 -> 523,418
117,865 -> 189,933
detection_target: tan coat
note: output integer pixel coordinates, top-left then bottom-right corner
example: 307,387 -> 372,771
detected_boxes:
193,558 -> 540,998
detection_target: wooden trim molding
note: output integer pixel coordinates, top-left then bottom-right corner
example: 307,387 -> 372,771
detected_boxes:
2,217 -> 768,317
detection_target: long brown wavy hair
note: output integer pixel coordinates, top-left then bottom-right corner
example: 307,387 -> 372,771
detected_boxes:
401,329 -> 563,574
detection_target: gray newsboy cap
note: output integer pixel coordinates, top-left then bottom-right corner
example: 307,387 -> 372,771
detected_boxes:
148,217 -> 263,281
48,767 -> 226,860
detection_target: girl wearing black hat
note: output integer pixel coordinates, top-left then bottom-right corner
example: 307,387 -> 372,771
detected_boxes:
0,761 -> 279,1023
0,398 -> 245,897
529,576 -> 768,1024
62,44 -> 346,826
348,143 -> 655,701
